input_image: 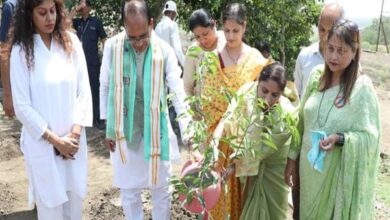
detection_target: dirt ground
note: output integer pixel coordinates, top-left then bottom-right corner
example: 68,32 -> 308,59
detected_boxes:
1,52 -> 390,220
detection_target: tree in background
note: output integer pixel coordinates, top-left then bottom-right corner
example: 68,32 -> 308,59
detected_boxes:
64,0 -> 321,79
361,16 -> 390,48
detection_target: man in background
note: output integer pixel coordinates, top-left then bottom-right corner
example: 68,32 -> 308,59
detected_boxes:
70,0 -> 107,129
293,3 -> 344,98
155,1 -> 185,68
155,1 -> 185,142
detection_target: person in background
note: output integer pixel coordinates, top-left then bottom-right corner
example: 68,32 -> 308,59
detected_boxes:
255,41 -> 271,59
0,0 -> 19,117
10,0 -> 92,219
70,0 -> 107,129
99,0 -> 189,219
155,0 -> 185,140
285,19 -> 380,220
291,3 -> 344,219
294,3 -> 344,98
155,0 -> 185,68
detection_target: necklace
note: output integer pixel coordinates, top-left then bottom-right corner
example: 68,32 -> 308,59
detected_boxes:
316,86 -> 343,128
225,45 -> 242,64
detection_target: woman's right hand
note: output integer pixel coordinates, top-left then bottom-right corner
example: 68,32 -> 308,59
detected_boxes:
54,136 -> 79,160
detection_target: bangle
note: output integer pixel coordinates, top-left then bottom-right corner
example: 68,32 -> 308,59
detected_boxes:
336,133 -> 344,146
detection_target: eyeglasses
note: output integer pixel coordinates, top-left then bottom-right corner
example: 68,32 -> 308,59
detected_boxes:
127,32 -> 150,44
335,19 -> 359,33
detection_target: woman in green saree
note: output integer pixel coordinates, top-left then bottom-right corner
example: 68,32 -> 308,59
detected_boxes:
213,63 -> 299,220
285,20 -> 381,220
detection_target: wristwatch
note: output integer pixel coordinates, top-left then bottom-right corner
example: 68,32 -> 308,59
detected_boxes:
336,133 -> 345,146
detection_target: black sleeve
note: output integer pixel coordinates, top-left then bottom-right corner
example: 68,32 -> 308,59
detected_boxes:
97,18 -> 107,39
0,3 -> 13,42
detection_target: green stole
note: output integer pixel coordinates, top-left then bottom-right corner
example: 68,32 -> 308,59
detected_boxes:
106,32 -> 169,183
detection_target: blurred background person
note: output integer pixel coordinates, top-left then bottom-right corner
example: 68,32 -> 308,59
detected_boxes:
69,0 -> 107,129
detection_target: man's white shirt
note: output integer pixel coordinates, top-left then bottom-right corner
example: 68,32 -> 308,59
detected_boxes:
155,16 -> 185,67
293,42 -> 324,97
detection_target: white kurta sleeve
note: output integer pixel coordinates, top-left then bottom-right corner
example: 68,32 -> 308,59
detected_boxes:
293,53 -> 303,97
99,37 -> 113,120
10,46 -> 48,140
170,22 -> 185,67
164,43 -> 190,140
72,34 -> 93,126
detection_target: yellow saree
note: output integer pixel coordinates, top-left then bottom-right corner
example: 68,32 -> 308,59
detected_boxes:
199,48 -> 269,220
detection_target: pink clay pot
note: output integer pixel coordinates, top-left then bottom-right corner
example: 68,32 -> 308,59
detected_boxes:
178,160 -> 221,213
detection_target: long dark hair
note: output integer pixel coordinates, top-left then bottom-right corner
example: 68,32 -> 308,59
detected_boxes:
320,19 -> 360,106
10,0 -> 71,70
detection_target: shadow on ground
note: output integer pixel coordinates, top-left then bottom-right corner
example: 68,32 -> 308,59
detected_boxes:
0,208 -> 37,220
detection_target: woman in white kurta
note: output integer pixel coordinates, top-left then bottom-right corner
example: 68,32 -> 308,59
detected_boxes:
9,0 -> 92,219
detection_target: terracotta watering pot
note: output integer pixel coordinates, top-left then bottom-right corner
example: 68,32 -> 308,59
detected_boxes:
178,160 -> 221,213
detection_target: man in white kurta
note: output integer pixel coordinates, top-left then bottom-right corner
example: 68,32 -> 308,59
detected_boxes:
10,32 -> 92,219
154,1 -> 185,68
99,1 -> 188,220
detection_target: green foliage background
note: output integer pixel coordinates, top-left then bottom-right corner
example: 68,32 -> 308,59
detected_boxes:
361,17 -> 390,50
65,0 -> 321,79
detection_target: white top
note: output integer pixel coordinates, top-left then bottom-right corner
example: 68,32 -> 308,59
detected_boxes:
10,33 -> 92,208
155,16 -> 185,67
293,42 -> 324,97
99,33 -> 189,188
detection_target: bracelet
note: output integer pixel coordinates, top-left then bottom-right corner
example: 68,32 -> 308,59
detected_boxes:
336,133 -> 344,146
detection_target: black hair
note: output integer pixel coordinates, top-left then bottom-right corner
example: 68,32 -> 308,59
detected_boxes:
10,0 -> 71,70
222,3 -> 246,25
82,0 -> 92,7
255,41 -> 270,53
188,8 -> 214,31
121,0 -> 152,23
259,62 -> 287,91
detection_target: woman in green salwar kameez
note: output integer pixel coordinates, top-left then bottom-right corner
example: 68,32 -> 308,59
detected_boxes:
285,20 -> 381,220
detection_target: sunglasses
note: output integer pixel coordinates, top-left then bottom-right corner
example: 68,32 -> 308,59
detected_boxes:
335,19 -> 359,33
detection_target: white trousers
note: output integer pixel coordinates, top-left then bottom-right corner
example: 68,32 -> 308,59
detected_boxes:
121,186 -> 171,220
35,191 -> 83,220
